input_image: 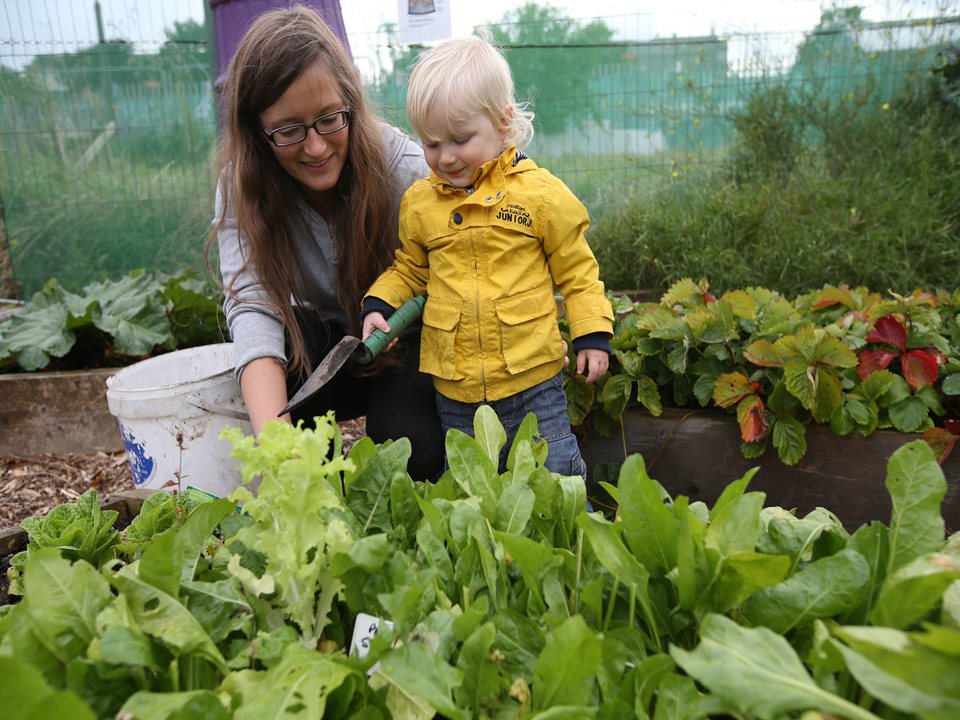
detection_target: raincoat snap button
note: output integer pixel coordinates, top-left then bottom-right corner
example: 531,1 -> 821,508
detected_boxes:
453,213 -> 462,224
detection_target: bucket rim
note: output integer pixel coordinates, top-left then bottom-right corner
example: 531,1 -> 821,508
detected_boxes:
106,343 -> 236,393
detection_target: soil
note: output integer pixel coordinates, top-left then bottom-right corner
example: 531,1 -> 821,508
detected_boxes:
0,417 -> 368,531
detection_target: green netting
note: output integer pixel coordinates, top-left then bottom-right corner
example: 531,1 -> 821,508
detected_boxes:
1,7 -> 957,297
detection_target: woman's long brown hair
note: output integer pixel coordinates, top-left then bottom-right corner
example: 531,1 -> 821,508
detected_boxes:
206,5 -> 400,378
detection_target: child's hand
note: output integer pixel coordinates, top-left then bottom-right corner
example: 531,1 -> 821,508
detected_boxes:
576,348 -> 608,383
362,312 -> 391,341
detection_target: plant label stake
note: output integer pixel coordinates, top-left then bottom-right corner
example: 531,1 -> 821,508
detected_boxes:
279,295 -> 426,417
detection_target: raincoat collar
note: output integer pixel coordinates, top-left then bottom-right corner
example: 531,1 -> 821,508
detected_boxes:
429,146 -> 533,197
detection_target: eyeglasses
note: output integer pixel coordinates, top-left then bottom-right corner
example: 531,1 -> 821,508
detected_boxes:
262,109 -> 351,147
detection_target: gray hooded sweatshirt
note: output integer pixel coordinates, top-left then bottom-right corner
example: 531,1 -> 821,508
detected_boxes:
215,124 -> 428,378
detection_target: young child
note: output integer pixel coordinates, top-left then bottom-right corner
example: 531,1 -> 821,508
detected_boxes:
362,35 -> 614,477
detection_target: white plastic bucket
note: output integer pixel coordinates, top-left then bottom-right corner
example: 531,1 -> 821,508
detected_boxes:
106,343 -> 253,497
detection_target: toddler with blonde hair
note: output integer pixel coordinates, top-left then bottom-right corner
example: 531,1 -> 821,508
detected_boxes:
363,34 -> 613,476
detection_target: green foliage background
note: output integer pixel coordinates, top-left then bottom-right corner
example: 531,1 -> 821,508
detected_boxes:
1,4 -> 958,298
591,70 -> 960,296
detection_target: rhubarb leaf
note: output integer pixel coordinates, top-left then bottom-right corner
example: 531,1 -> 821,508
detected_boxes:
0,299 -> 73,370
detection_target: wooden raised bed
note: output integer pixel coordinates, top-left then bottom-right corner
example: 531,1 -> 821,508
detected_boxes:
581,407 -> 960,533
0,368 -> 122,455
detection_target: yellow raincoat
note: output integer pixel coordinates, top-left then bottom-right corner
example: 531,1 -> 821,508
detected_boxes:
365,147 -> 613,403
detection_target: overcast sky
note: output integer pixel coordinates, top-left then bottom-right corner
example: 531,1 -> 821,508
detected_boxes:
1,0 -> 956,71
343,0 -> 958,77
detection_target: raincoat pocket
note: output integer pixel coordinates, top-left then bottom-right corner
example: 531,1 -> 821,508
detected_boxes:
420,298 -> 463,380
495,286 -> 563,375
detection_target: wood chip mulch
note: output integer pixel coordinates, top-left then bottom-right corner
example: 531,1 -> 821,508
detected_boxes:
0,451 -> 133,531
0,418 -> 367,531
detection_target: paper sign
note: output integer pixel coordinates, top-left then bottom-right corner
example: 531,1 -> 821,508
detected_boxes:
397,0 -> 452,44
350,612 -> 395,674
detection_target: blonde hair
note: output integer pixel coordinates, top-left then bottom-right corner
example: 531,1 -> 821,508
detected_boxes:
407,34 -> 535,149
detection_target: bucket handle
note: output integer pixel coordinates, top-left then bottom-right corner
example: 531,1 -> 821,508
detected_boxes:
185,395 -> 251,422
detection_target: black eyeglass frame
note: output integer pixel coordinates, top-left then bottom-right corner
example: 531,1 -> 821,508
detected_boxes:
262,109 -> 351,147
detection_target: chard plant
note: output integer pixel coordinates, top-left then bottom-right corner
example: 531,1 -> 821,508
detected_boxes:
565,278 -> 960,466
1,410 -> 958,718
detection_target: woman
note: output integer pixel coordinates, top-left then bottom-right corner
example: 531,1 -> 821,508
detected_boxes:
207,5 -> 443,479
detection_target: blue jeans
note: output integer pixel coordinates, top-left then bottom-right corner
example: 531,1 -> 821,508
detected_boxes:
435,373 -> 586,478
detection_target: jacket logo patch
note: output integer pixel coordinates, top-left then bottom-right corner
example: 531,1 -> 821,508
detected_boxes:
496,203 -> 532,228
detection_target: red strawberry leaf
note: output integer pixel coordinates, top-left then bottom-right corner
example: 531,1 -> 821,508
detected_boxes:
902,349 -> 940,389
736,395 -> 768,443
866,315 -> 907,352
923,427 -> 958,464
858,349 -> 898,380
811,286 -> 855,310
713,372 -> 757,409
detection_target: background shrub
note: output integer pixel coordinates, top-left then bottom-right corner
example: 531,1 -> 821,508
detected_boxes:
592,75 -> 960,296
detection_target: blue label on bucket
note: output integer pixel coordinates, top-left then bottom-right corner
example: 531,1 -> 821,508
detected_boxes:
120,424 -> 155,486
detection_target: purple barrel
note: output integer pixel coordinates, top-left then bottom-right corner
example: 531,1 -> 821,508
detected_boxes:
209,0 -> 351,89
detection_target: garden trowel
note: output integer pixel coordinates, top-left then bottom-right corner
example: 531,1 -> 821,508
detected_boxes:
279,295 -> 426,416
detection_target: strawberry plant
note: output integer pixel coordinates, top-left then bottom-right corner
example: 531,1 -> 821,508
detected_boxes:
1,411 -> 957,718
565,279 -> 960,466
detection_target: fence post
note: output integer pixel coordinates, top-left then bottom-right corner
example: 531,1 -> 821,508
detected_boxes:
0,195 -> 22,301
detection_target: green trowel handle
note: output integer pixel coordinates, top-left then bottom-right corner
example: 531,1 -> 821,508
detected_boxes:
359,295 -> 426,362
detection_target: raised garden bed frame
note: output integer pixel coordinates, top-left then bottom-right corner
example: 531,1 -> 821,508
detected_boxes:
580,407 -> 960,532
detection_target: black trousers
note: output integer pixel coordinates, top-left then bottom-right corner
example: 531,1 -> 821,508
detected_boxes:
287,312 -> 444,481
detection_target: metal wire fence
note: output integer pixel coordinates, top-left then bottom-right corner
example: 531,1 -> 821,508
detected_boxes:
1,1 -> 957,297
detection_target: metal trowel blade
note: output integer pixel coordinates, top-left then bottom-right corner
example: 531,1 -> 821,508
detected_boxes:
279,335 -> 363,417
